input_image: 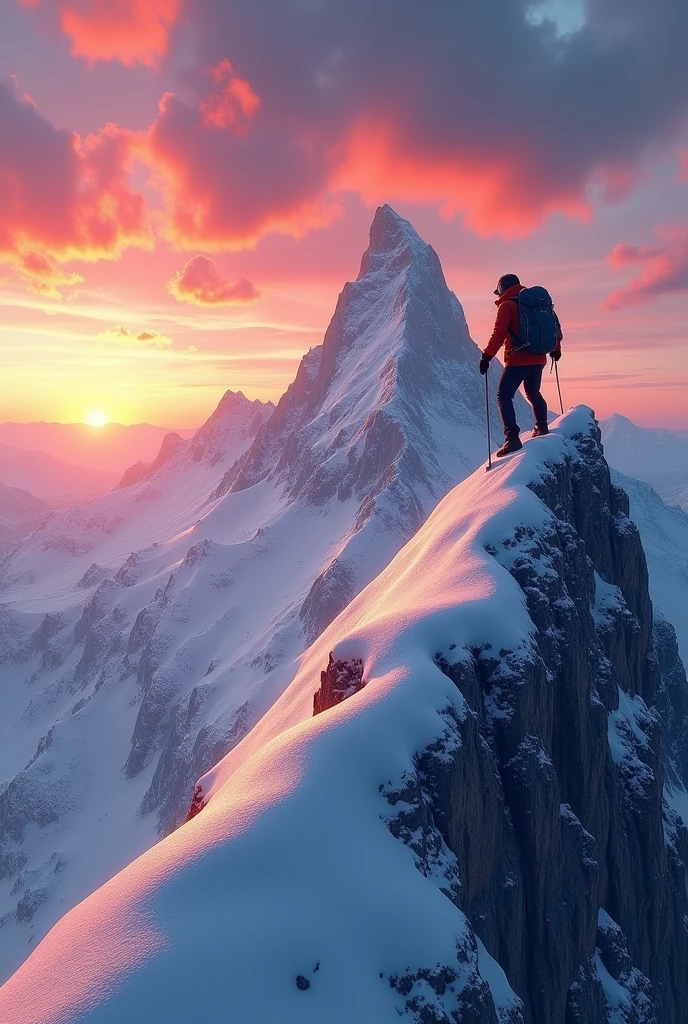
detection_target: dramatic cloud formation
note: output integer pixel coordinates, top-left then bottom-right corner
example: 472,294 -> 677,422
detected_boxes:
0,77 -> 148,290
8,1 -> 688,260
98,325 -> 173,347
139,0 -> 688,246
167,255 -> 261,306
17,0 -> 181,66
603,224 -> 688,309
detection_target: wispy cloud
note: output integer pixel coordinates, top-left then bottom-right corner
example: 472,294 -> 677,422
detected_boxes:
98,325 -> 174,348
603,224 -> 688,309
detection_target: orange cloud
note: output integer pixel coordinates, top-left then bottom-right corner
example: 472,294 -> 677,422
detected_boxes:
603,224 -> 688,309
167,255 -> 261,306
335,120 -> 590,239
17,0 -> 181,66
0,78 -> 149,292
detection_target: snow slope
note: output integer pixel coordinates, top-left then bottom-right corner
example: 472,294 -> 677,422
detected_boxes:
0,443 -> 118,507
600,413 -> 688,510
3,407 -> 683,1024
0,483 -> 50,555
612,469 -> 688,667
0,206 -> 528,982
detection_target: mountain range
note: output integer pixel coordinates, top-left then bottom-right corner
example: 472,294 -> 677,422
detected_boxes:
0,443 -> 118,507
0,422 -> 197,476
0,206 -> 526,983
3,406 -> 687,1023
0,483 -> 51,556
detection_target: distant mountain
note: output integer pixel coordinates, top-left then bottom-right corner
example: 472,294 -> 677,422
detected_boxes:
0,443 -> 118,507
0,205 -> 528,982
613,469 -> 688,668
5,410 -> 688,1023
600,413 -> 688,510
0,422 -> 198,476
0,483 -> 51,555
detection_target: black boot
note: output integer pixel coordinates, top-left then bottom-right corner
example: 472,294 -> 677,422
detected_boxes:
496,435 -> 523,457
532,422 -> 549,437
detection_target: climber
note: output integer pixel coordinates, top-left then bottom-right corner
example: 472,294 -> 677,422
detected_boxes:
479,274 -> 562,457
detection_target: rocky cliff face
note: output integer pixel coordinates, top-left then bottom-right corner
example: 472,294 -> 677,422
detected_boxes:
371,421 -> 688,1023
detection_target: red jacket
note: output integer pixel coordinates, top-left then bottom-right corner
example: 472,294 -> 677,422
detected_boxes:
483,283 -> 562,366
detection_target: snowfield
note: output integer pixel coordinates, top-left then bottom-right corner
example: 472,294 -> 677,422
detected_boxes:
0,406 -> 642,1024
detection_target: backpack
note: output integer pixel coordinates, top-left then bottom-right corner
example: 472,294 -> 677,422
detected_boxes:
509,286 -> 560,355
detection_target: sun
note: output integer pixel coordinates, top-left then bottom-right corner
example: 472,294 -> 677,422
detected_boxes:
85,409 -> 109,428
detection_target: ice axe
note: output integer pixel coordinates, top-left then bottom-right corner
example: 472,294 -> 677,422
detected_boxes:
550,357 -> 564,415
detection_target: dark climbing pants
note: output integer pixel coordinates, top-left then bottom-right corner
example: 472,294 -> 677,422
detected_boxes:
497,364 -> 547,438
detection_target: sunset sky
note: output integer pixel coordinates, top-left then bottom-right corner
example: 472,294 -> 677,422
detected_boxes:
1,0 -> 687,430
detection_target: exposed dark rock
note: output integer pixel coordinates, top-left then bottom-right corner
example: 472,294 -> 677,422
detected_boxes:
313,653 -> 366,715
184,784 -> 205,824
15,887 -> 48,924
301,559 -> 359,646
147,695 -> 254,833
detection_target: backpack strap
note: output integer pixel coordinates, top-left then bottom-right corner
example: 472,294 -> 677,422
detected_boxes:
507,296 -> 526,348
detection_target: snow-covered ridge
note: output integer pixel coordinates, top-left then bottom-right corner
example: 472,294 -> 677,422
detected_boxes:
4,407 -> 687,1023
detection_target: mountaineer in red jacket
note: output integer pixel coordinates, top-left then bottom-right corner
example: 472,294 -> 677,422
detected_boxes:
479,274 -> 562,457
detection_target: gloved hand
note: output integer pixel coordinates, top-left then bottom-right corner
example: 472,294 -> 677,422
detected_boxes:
551,349 -> 562,362
479,354 -> 492,376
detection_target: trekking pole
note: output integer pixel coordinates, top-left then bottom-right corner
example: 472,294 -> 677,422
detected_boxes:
484,365 -> 493,471
554,359 -> 564,414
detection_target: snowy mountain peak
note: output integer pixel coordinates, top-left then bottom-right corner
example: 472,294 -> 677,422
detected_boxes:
223,205 -> 498,510
358,204 -> 434,279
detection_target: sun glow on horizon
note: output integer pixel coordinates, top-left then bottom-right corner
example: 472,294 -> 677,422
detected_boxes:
85,409 -> 109,428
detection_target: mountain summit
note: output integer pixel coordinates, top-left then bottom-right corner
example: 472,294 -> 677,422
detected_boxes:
221,205 -> 502,510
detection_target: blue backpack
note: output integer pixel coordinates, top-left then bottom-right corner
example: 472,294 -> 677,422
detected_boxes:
509,286 -> 560,355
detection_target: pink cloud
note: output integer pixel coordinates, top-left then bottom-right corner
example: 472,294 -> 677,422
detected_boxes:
200,60 -> 260,133
19,251 -> 84,297
17,0 -> 181,67
168,255 -> 261,306
0,78 -> 149,291
145,86 -> 339,250
603,225 -> 688,309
